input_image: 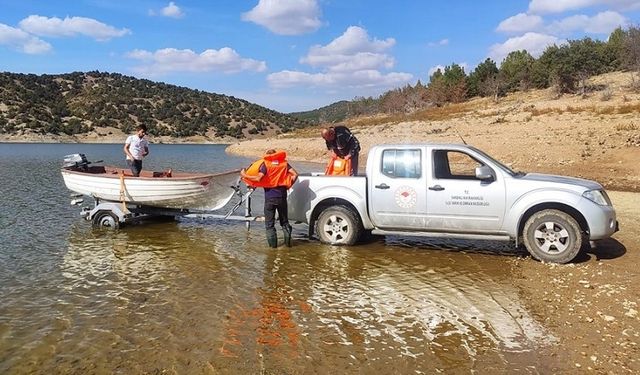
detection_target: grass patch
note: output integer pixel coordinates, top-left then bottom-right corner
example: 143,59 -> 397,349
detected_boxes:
614,103 -> 640,114
525,107 -> 564,116
524,103 -> 640,117
344,102 -> 478,128
614,122 -> 638,131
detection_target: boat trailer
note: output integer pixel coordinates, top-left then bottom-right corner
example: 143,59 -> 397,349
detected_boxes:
71,182 -> 261,229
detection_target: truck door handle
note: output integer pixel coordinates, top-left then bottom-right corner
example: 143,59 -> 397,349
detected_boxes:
428,185 -> 445,191
374,183 -> 390,189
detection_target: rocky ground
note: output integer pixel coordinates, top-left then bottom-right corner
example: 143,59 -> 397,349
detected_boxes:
512,191 -> 639,373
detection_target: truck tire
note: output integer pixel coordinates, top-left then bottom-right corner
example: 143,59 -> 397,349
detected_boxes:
315,206 -> 362,245
522,209 -> 583,264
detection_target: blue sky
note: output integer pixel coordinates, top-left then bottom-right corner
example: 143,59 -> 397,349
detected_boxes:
1,1 -> 639,113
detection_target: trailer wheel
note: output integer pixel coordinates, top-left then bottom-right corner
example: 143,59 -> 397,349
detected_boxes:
315,206 -> 362,245
522,209 -> 582,264
92,210 -> 120,229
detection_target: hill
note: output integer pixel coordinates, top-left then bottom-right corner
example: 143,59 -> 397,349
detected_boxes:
289,100 -> 352,124
0,71 -> 311,142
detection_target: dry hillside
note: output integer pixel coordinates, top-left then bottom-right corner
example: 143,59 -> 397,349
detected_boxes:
227,71 -> 640,192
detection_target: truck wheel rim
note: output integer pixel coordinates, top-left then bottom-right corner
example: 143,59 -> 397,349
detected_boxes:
323,215 -> 348,242
533,221 -> 570,254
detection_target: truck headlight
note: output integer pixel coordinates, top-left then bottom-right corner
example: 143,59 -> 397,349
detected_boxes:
582,189 -> 612,206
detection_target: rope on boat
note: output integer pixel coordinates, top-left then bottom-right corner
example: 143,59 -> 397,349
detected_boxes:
119,171 -> 127,212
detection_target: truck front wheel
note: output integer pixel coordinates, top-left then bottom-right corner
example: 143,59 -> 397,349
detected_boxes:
315,206 -> 362,245
522,209 -> 583,264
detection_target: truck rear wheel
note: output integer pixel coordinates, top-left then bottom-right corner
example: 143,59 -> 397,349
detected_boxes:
315,206 -> 362,245
522,209 -> 583,264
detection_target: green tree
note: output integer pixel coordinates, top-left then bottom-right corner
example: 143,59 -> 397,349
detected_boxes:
443,64 -> 468,102
467,58 -> 499,98
499,50 -> 535,92
427,68 -> 447,105
607,27 -> 626,70
556,38 -> 610,94
621,26 -> 640,84
531,44 -> 561,89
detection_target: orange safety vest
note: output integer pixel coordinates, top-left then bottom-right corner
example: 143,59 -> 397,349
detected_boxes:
324,155 -> 351,176
242,150 -> 295,188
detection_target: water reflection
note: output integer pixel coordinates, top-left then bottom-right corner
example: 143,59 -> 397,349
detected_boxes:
0,144 -> 558,373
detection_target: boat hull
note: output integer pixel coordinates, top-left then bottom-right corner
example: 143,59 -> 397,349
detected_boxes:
61,166 -> 240,210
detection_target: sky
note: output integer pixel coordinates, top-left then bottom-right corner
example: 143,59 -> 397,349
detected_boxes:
1,1 -> 639,113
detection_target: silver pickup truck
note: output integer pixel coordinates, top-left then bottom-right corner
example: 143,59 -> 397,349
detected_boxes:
288,144 -> 618,263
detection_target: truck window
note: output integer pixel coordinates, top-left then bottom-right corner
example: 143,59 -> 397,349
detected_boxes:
433,150 -> 483,180
381,149 -> 421,178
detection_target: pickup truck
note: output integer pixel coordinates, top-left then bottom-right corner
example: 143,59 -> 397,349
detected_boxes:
288,144 -> 618,264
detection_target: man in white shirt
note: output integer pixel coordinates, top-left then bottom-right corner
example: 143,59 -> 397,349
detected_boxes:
123,125 -> 149,177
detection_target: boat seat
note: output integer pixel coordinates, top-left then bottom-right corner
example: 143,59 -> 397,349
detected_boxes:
153,169 -> 173,178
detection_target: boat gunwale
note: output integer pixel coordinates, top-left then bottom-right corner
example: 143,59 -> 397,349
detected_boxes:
61,166 -> 241,181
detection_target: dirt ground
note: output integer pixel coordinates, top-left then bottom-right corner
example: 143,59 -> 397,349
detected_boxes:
513,191 -> 639,373
225,71 -> 640,373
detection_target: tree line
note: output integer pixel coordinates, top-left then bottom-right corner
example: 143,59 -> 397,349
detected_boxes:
294,26 -> 640,121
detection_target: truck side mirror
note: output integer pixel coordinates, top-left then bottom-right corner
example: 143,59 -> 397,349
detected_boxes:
475,165 -> 494,181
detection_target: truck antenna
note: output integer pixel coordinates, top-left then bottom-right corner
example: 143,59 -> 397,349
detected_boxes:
452,124 -> 467,145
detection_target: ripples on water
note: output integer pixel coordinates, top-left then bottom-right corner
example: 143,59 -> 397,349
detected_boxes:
0,144 -> 555,373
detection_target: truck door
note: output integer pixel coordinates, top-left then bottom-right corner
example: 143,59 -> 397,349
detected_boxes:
368,148 -> 428,229
426,149 -> 506,232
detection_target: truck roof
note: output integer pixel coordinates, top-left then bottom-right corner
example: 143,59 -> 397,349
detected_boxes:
370,143 -> 479,150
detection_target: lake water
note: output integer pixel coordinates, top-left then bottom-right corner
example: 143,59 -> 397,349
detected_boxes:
0,143 -> 557,373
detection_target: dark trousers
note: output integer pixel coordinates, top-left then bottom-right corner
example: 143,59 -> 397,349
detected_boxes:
264,196 -> 289,230
127,159 -> 143,177
349,153 -> 359,176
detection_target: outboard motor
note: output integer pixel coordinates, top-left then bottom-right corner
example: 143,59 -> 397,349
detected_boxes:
63,154 -> 90,170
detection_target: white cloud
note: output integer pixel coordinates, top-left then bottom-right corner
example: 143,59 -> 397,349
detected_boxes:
308,26 -> 394,56
497,13 -> 544,33
585,10 -> 628,32
489,32 -> 564,63
548,10 -> 628,34
161,2 -> 184,18
268,26 -> 411,90
19,15 -> 130,41
242,0 -> 321,35
428,38 -> 449,47
126,47 -> 267,75
0,23 -> 52,54
528,0 -> 640,14
300,26 -> 395,71
267,69 -> 412,89
529,0 -> 595,13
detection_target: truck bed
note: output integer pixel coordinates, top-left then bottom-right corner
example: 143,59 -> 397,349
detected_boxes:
288,174 -> 368,226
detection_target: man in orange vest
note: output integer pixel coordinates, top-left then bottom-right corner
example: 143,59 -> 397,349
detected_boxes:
240,149 -> 298,248
321,125 -> 360,176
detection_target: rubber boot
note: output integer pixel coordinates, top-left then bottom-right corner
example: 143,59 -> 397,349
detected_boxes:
282,224 -> 293,248
266,228 -> 278,248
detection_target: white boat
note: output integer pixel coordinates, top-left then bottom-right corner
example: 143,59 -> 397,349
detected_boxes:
61,154 -> 241,210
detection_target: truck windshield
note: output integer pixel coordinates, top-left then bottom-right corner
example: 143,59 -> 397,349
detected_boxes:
469,147 -> 519,176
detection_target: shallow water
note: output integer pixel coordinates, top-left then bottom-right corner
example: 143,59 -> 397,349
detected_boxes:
0,143 -> 555,373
